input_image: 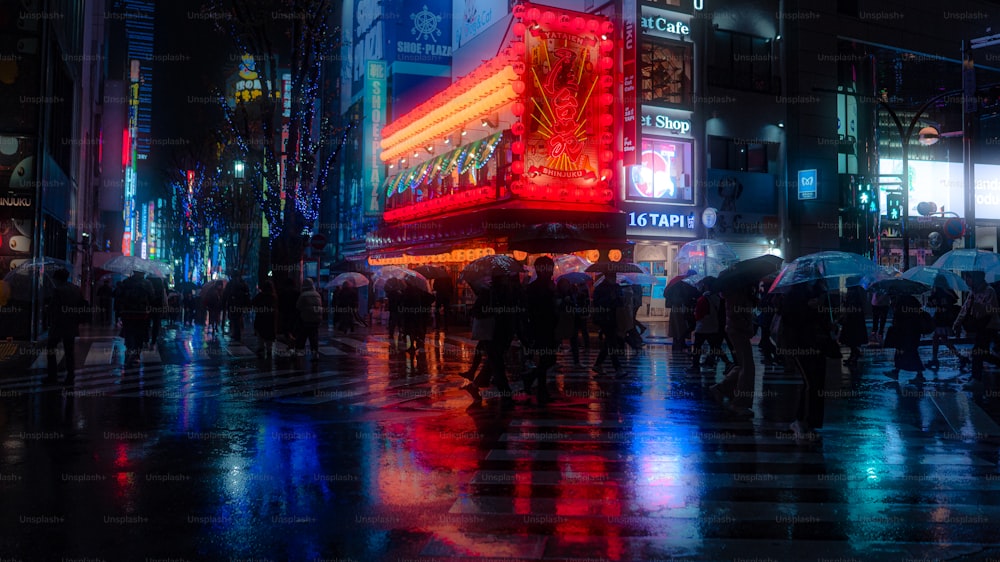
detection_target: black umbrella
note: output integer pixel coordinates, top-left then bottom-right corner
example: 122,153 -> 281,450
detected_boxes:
664,277 -> 700,303
508,223 -> 597,254
716,255 -> 783,292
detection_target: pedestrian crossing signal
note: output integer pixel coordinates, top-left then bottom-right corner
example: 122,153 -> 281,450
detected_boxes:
886,193 -> 903,221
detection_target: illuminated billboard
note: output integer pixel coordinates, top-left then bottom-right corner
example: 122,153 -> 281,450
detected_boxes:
627,138 -> 693,202
509,3 -> 615,205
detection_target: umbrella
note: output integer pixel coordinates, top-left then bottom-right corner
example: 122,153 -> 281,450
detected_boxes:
769,251 -> 878,293
868,278 -> 933,296
412,264 -> 449,280
555,271 -> 593,285
508,223 -> 597,254
932,249 -> 1000,272
901,266 -> 969,293
715,255 -> 783,292
859,265 -> 901,289
461,255 -> 525,290
374,266 -> 430,293
676,239 -> 740,277
326,272 -> 369,289
618,272 -> 657,285
103,255 -> 173,277
664,276 -> 701,303
3,257 -> 72,300
552,254 -> 593,278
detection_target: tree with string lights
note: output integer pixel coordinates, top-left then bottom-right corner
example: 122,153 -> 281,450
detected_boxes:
203,0 -> 351,282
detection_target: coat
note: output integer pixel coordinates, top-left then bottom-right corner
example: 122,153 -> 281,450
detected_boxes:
49,282 -> 84,339
296,289 -> 324,326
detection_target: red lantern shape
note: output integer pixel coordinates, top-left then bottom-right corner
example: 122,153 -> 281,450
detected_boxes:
511,121 -> 526,136
512,101 -> 526,116
512,80 -> 526,94
511,141 -> 525,154
542,11 -> 555,25
513,22 -> 526,37
512,160 -> 524,174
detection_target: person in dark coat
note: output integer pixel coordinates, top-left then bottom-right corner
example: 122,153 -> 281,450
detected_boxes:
224,276 -> 251,341
44,269 -> 84,384
252,280 -> 277,358
838,282 -> 868,367
887,294 -> 925,380
522,256 -> 558,404
277,278 -> 300,344
433,275 -> 454,333
784,277 -> 834,441
384,278 -> 405,350
148,277 -> 167,349
464,271 -> 518,408
592,271 -> 626,377
401,280 -> 433,353
117,270 -> 153,367
96,279 -> 113,325
335,280 -> 359,333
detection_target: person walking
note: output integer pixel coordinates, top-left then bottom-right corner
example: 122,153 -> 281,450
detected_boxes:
838,281 -> 868,367
555,278 -> 581,367
926,280 -> 968,371
784,277 -> 834,441
591,271 -> 627,377
225,275 -> 251,341
573,281 -> 591,350
96,278 -> 113,326
295,278 -> 323,361
665,270 -> 697,351
204,282 -> 224,337
711,282 -> 757,416
462,286 -> 492,380
462,271 -> 517,408
252,280 -> 278,358
277,278 -> 300,346
117,270 -> 153,367
522,256 -> 558,404
384,278 -> 405,350
148,277 -> 167,349
886,294 -> 926,381
401,280 -> 433,353
871,290 -> 891,344
433,275 -> 454,333
44,269 -> 85,384
953,270 -> 1000,395
335,280 -> 359,334
758,286 -> 780,365
687,277 -> 727,374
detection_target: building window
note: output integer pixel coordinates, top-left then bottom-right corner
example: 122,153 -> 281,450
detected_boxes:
627,138 -> 694,203
640,40 -> 693,106
708,136 -> 770,172
645,0 -> 682,8
708,29 -> 777,94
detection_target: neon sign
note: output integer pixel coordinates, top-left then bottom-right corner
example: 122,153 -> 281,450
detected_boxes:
640,17 -> 689,36
511,3 -> 615,203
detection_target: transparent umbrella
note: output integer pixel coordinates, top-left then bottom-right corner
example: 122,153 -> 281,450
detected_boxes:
326,272 -> 370,289
902,266 -> 969,293
932,249 -> 1000,272
3,257 -> 72,300
676,239 -> 739,277
552,254 -> 593,278
373,266 -> 430,293
769,251 -> 878,293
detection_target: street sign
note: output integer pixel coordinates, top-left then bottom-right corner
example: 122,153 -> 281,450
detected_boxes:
797,169 -> 817,200
944,218 -> 966,240
310,234 -> 327,251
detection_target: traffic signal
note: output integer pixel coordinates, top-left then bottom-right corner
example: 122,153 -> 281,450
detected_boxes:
857,182 -> 877,213
886,193 -> 903,221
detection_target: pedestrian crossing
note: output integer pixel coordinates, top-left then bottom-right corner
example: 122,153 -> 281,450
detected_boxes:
411,405 -> 1000,560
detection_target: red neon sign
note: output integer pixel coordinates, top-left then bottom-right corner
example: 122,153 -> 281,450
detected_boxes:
511,3 -> 614,204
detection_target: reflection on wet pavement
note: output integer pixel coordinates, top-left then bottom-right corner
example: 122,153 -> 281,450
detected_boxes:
1,322 -> 1000,560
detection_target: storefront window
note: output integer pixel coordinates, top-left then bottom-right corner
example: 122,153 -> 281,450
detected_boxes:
627,138 -> 694,203
640,41 -> 692,106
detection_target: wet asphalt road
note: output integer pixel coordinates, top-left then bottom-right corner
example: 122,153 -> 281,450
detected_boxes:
2,320 -> 1000,561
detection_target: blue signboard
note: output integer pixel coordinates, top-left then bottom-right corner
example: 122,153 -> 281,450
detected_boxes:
394,0 -> 452,66
798,169 -> 817,200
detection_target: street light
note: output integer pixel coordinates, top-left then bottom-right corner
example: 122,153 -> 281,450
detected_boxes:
234,160 -> 245,179
877,90 -> 960,270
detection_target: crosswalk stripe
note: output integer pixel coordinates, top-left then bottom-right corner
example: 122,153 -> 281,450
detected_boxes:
84,341 -> 117,366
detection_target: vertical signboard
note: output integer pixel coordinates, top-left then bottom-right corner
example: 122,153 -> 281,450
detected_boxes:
511,4 -> 615,204
363,60 -> 387,216
622,0 -> 638,167
798,169 -> 817,200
